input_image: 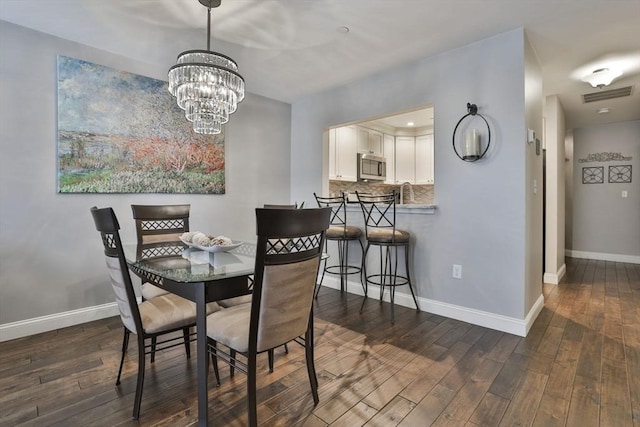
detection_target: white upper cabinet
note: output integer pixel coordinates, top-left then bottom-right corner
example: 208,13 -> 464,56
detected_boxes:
329,125 -> 357,182
357,126 -> 383,156
394,136 -> 416,184
383,133 -> 395,185
415,133 -> 434,184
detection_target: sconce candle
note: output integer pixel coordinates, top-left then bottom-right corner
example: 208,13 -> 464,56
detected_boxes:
452,102 -> 491,162
464,129 -> 480,160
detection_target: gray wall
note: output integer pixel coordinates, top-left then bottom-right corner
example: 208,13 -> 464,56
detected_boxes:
291,28 -> 543,320
570,120 -> 640,258
0,21 -> 292,325
543,95 -> 567,282
523,35 -> 544,313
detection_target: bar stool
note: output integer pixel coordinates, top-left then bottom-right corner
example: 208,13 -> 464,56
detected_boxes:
356,191 -> 419,323
314,192 -> 364,295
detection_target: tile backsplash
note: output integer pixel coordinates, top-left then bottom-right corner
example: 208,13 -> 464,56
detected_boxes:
329,181 -> 434,204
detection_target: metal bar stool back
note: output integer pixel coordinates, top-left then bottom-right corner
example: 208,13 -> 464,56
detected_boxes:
314,193 -> 364,295
356,191 -> 419,322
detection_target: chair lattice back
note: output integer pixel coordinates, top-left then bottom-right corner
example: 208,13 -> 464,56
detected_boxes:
313,193 -> 348,230
136,242 -> 186,260
131,204 -> 190,244
251,208 -> 331,353
91,207 -> 142,335
356,192 -> 397,230
266,234 -> 323,255
140,219 -> 184,232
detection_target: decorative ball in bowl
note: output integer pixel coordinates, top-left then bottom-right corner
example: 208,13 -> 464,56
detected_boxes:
180,232 -> 242,253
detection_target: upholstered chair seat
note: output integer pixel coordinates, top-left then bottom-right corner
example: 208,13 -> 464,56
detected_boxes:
217,294 -> 252,308
326,225 -> 362,240
206,304 -> 251,351
141,283 -> 171,300
138,295 -> 221,334
365,228 -> 410,244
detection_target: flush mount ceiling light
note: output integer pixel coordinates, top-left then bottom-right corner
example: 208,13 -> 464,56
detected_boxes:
581,67 -> 623,89
168,0 -> 245,135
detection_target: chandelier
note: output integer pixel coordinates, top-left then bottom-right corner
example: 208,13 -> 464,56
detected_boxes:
168,0 -> 245,135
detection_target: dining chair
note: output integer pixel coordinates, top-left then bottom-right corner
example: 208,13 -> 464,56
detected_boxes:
90,206 -> 199,420
355,191 -> 420,323
131,204 -> 190,300
206,207 -> 331,427
216,203 -> 298,373
314,192 -> 364,296
217,203 -> 296,309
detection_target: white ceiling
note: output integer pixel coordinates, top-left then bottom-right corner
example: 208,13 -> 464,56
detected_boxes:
1,0 -> 639,129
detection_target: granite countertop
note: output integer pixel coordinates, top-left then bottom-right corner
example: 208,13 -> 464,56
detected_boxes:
345,201 -> 437,214
395,203 -> 437,214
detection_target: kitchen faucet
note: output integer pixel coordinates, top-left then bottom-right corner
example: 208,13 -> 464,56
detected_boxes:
399,181 -> 414,204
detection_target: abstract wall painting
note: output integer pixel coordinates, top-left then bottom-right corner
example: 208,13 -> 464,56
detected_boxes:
57,55 -> 225,194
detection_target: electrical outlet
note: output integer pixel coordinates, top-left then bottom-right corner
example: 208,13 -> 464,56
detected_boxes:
452,264 -> 462,279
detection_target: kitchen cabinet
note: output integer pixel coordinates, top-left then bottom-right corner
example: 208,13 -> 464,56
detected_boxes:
357,126 -> 383,156
415,133 -> 434,184
394,136 -> 416,184
329,125 -> 357,182
383,133 -> 395,185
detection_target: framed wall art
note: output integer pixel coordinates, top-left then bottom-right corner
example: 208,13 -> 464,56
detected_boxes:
582,166 -> 604,184
608,165 -> 632,184
57,55 -> 225,194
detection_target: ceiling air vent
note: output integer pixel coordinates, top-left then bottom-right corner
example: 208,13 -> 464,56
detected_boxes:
583,86 -> 633,103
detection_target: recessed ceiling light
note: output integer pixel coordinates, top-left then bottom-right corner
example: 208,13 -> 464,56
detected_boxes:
337,26 -> 350,33
597,107 -> 611,114
407,122 -> 414,126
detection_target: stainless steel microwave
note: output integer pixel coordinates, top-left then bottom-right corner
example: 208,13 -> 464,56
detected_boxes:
358,153 -> 386,181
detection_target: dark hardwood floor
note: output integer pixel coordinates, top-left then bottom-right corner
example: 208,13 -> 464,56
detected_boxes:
1,258 -> 638,426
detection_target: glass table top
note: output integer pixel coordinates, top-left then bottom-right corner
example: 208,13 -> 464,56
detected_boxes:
123,242 -> 256,283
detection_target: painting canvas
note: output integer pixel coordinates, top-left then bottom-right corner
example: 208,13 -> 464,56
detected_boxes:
57,55 -> 225,193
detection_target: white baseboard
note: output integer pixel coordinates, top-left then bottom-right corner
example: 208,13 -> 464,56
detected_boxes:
4,275 -> 550,342
544,263 -> 566,285
566,250 -> 640,264
0,302 -> 119,343
320,277 -> 544,337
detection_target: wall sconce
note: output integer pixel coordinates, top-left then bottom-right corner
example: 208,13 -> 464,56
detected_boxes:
452,103 -> 491,162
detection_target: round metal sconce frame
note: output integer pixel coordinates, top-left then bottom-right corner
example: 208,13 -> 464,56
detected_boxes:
452,103 -> 492,162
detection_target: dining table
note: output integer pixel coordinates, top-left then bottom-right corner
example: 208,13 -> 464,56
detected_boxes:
124,240 -> 256,426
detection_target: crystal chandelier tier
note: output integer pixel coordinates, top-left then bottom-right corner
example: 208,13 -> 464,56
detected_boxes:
168,0 -> 245,134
